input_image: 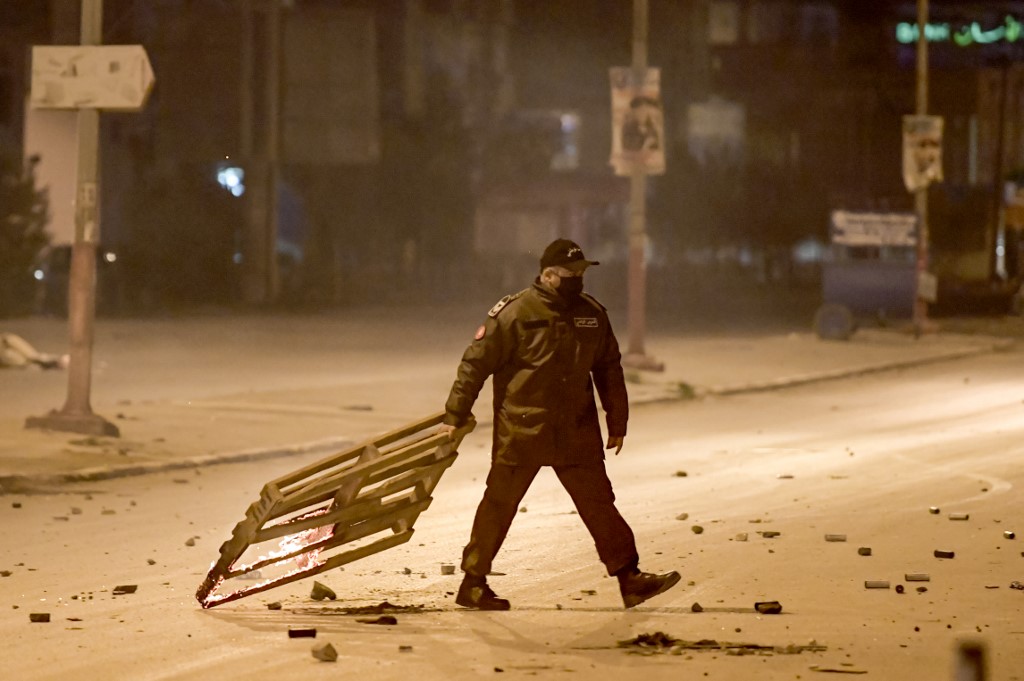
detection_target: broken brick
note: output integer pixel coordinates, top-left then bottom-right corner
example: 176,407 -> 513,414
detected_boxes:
288,628 -> 316,638
761,531 -> 781,538
754,601 -> 782,614
310,581 -> 336,601
1004,531 -> 1016,540
857,547 -> 872,556
934,550 -> 955,559
949,513 -> 970,521
311,641 -> 337,662
112,585 -> 138,595
691,602 -> 703,612
928,507 -> 940,515
864,581 -> 890,589
825,534 -> 847,542
905,574 -> 930,582
267,602 -> 282,610
29,613 -> 50,623
399,645 -> 413,652
440,564 -> 455,575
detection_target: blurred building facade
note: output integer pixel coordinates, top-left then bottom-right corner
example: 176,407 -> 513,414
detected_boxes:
3,0 -> 1022,312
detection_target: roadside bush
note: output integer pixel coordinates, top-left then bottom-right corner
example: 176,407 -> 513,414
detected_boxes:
0,152 -> 50,317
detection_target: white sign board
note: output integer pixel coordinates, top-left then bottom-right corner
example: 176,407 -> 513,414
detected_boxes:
830,211 -> 918,247
31,45 -> 155,111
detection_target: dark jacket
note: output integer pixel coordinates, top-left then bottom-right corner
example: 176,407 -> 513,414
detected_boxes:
443,280 -> 629,466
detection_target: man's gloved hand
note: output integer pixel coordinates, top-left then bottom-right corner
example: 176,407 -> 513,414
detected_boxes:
437,423 -> 457,441
606,436 -> 624,455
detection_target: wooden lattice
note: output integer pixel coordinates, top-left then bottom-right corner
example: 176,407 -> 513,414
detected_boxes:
195,412 -> 474,608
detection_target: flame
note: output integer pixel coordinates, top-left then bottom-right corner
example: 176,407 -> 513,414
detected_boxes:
200,507 -> 335,607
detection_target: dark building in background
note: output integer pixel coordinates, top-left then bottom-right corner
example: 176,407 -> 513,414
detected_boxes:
3,0 -> 1022,314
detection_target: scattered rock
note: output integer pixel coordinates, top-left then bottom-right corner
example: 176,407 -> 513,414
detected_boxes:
12,502 -> 21,509
310,581 -> 336,601
777,474 -> 794,479
760,531 -> 781,539
29,613 -> 50,623
311,641 -> 337,662
402,567 -> 412,575
147,559 -> 156,566
288,628 -> 316,638
734,533 -> 748,542
1004,531 -> 1016,540
895,585 -> 905,594
675,513 -> 689,521
267,601 -> 282,610
905,574 -> 930,582
754,601 -> 782,614
343,404 -> 374,411
172,479 -> 189,485
184,537 -> 195,547
857,547 -> 872,556
864,581 -> 890,589
916,586 -> 928,593
0,570 -> 11,577
949,513 -> 970,521
928,506 -> 940,515
518,506 -> 527,513
1010,581 -> 1024,591
101,509 -> 116,515
440,564 -> 455,575
70,507 -> 82,515
825,534 -> 847,542
399,645 -> 414,653
52,516 -> 69,522
691,602 -> 703,613
356,615 -> 397,625
934,549 -> 955,559
691,525 -> 704,534
674,471 -> 688,477
112,585 -> 137,595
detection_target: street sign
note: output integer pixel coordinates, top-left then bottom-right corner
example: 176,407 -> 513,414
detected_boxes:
30,45 -> 155,111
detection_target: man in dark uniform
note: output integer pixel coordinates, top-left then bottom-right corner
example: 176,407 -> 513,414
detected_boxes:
439,238 -> 681,610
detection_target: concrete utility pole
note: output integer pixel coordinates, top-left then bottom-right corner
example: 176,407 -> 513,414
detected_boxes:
26,0 -> 118,437
912,0 -> 932,332
623,0 -> 664,372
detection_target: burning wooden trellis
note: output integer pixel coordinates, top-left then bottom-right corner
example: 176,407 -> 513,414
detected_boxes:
196,412 -> 474,608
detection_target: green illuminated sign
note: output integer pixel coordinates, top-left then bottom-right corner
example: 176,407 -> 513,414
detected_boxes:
897,15 -> 1024,46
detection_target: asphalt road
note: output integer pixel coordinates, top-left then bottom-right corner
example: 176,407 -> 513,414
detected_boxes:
2,350 -> 1022,680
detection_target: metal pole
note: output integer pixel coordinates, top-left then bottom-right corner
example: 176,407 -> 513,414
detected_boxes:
912,0 -> 931,331
623,0 -> 663,372
26,0 -> 119,437
266,0 -> 282,303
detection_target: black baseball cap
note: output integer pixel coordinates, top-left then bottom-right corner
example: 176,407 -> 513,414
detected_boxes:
539,238 -> 600,272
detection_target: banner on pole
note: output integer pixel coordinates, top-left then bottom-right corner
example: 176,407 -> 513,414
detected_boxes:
609,67 -> 664,176
902,115 -> 944,192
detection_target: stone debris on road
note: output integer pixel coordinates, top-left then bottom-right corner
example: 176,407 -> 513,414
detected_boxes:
934,550 -> 956,559
112,585 -> 138,595
928,506 -> 940,514
310,581 -> 336,601
864,581 -> 890,589
1010,581 -> 1024,590
267,601 -> 282,610
440,564 -> 455,575
287,628 -> 316,638
691,525 -> 704,534
1004,531 -> 1016,539
905,574 -> 930,582
809,665 -> 867,674
399,645 -> 414,653
618,631 -> 826,656
949,513 -> 970,521
691,602 -> 703,612
825,534 -> 847,542
311,641 -> 337,662
895,585 -> 905,594
675,512 -> 689,521
857,547 -> 872,556
29,613 -> 50,623
760,531 -> 781,538
734,532 -> 748,542
754,601 -> 783,614
356,615 -> 398,625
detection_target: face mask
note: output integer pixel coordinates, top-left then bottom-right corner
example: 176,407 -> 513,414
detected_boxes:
557,276 -> 584,300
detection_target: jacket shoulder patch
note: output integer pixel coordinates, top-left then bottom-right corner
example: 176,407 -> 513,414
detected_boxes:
488,290 -> 525,318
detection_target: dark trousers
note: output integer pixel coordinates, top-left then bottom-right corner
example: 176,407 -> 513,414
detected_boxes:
461,462 -> 639,579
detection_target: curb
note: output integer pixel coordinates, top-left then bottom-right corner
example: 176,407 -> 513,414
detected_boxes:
0,436 -> 353,493
0,336 -> 1011,490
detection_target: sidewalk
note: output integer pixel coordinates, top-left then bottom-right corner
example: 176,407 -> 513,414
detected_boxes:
0,314 -> 1016,492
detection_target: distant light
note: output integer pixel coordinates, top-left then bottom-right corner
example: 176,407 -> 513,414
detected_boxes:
33,269 -> 44,281
217,166 -> 245,197
233,252 -> 243,265
104,251 -> 117,263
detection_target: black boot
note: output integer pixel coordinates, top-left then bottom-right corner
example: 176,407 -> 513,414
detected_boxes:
456,575 -> 511,611
618,569 -> 681,609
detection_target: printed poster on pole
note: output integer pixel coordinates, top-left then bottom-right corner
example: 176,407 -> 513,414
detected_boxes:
609,67 -> 665,176
902,115 -> 944,192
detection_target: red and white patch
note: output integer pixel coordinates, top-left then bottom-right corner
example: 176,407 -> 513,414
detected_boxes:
474,325 -> 486,340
